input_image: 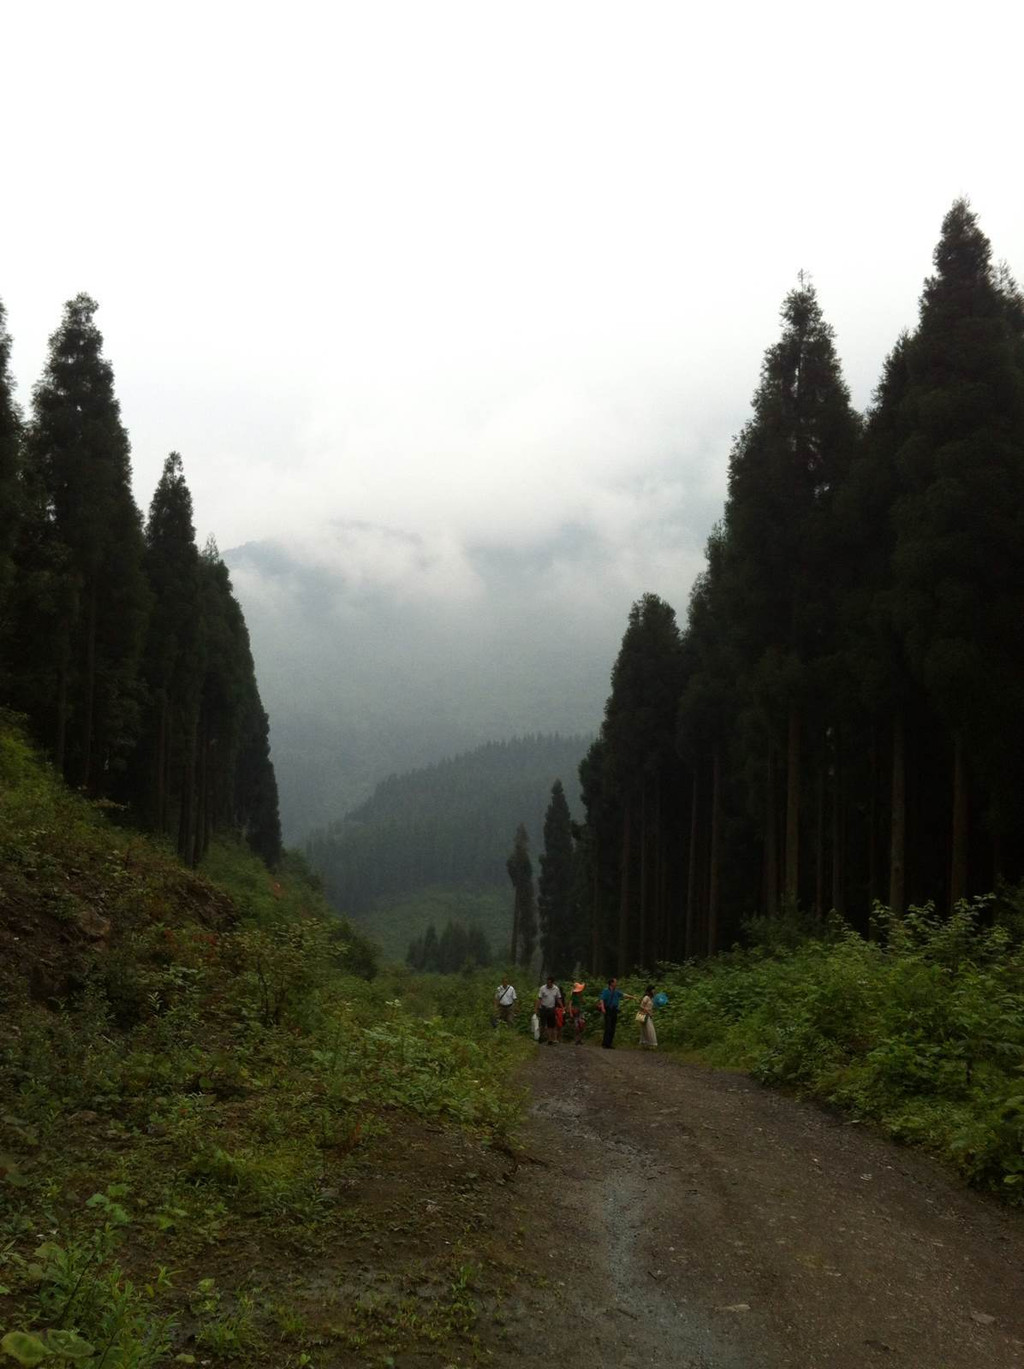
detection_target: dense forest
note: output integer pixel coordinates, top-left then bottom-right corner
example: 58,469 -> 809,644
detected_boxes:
305,734 -> 588,914
575,201 -> 1024,974
0,294 -> 281,866
406,917 -> 493,973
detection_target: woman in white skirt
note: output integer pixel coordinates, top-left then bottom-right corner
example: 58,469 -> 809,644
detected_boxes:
638,983 -> 658,1049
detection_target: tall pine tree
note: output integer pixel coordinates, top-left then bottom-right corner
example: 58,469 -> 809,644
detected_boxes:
577,736 -> 618,974
0,299 -> 21,617
506,822 -> 537,968
137,453 -> 204,837
717,282 -> 860,908
186,540 -> 281,867
889,200 -> 1024,904
538,779 -> 575,977
602,593 -> 686,969
26,295 -> 149,789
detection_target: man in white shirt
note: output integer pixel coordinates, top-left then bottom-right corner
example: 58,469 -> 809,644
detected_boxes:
534,975 -> 563,1046
494,976 -> 518,1024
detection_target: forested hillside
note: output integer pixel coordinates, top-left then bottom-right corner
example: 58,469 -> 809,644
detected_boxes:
576,201 -> 1024,973
305,733 -> 588,915
0,296 -> 281,867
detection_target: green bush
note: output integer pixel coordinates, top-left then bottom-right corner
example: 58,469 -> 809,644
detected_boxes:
641,897 -> 1024,1197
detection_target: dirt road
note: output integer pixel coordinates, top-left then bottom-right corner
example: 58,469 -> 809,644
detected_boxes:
497,1043 -> 1024,1368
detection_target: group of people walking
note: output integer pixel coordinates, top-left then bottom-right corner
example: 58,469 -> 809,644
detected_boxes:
493,974 -> 659,1050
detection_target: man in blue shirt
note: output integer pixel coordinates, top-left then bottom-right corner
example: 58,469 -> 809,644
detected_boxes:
599,976 -> 627,1049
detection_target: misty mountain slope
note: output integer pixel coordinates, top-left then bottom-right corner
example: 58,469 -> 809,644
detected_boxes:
304,733 -> 589,922
224,528 -> 664,840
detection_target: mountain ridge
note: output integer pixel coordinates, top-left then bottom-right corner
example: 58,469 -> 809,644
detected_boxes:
305,731 -> 591,920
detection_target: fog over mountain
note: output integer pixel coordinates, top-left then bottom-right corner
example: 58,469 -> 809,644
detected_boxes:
6,2 -> 1019,856
226,474 -> 718,840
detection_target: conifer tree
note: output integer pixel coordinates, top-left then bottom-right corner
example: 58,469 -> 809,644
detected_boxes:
833,336 -> 917,916
187,541 -> 282,867
26,295 -> 149,789
538,779 -> 575,976
577,736 -> 618,973
137,453 -> 203,833
406,933 -> 425,970
466,923 -> 491,968
717,282 -> 859,907
506,823 -> 537,967
677,529 -> 738,951
602,593 -> 686,968
0,299 -> 21,615
235,693 -> 283,867
889,200 -> 1024,903
2,433 -> 74,743
567,821 -> 597,971
438,920 -> 460,973
422,923 -> 439,970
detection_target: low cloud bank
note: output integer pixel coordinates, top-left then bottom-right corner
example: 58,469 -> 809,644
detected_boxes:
227,485 -> 715,841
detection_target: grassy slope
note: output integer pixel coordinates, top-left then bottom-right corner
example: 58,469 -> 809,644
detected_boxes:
0,722 -> 534,1368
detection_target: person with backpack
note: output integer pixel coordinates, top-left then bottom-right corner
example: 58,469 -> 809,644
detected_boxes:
493,976 -> 517,1025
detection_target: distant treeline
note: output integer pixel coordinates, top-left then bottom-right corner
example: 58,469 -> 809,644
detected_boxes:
406,918 -> 492,973
576,201 -> 1024,972
306,734 -> 588,913
0,294 -> 281,866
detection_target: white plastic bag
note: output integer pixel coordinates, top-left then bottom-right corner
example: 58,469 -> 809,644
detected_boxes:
530,1012 -> 541,1041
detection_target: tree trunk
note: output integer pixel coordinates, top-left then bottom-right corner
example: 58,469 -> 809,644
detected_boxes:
654,780 -> 666,963
591,861 -> 600,975
198,720 -> 213,863
638,782 -> 648,970
867,727 -> 879,919
950,736 -> 968,909
80,582 -> 98,791
155,695 -> 168,832
785,703 -> 801,905
177,712 -> 198,866
55,657 -> 68,776
707,747 -> 722,957
814,762 -> 825,917
618,798 -> 632,973
510,883 -> 520,963
685,768 -> 699,959
992,830 -> 1003,888
831,743 -> 844,916
888,711 -> 906,916
765,743 -> 778,916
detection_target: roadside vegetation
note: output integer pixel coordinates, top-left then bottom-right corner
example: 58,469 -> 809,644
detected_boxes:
619,900 -> 1024,1199
0,722 -> 531,1369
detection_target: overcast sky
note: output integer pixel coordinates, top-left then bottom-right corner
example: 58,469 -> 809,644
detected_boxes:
3,0 -> 1023,804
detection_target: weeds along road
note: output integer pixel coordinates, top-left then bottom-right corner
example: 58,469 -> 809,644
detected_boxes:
499,1044 -> 1024,1369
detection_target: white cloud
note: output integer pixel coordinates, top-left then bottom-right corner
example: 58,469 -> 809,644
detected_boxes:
2,0 -> 1022,677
